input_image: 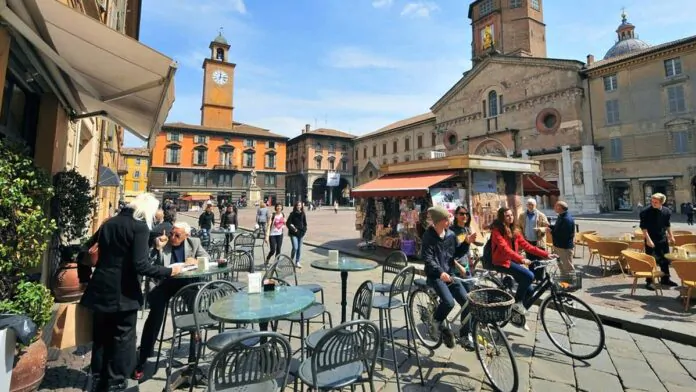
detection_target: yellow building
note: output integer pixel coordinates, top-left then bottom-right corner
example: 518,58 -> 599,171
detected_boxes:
121,147 -> 150,201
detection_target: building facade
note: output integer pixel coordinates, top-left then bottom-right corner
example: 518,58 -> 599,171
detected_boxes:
584,15 -> 696,210
121,147 -> 150,201
285,125 -> 355,205
355,0 -> 603,213
149,33 -> 288,207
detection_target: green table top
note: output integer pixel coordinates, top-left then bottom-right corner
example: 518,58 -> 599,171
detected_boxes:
311,258 -> 379,272
208,286 -> 315,323
173,263 -> 234,279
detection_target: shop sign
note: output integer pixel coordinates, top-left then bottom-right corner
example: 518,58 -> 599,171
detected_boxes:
327,171 -> 340,187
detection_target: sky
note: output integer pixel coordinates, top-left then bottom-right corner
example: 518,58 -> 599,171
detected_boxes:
124,0 -> 696,147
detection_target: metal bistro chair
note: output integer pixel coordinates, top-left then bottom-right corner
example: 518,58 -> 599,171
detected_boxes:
227,249 -> 254,291
266,254 -> 325,308
306,280 -> 375,351
374,251 -> 409,295
233,232 -> 256,270
190,280 -> 259,392
253,227 -> 268,267
208,332 -> 292,392
371,265 -> 424,391
297,320 -> 381,392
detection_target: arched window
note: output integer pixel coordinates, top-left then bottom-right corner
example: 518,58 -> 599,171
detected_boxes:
216,48 -> 224,61
488,90 -> 498,117
218,145 -> 234,166
193,146 -> 208,165
243,150 -> 255,167
315,156 -> 322,169
265,152 -> 277,169
328,156 -> 336,170
165,144 -> 181,164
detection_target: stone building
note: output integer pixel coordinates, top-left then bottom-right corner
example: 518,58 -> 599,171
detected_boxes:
285,125 -> 355,206
355,0 -> 603,213
149,32 -> 288,207
583,13 -> 696,210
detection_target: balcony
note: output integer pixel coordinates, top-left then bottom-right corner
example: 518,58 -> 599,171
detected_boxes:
213,164 -> 239,171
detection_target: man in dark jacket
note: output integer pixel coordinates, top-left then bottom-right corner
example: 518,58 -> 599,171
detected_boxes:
198,203 -> 215,234
549,201 -> 575,274
640,193 -> 677,290
422,206 -> 473,350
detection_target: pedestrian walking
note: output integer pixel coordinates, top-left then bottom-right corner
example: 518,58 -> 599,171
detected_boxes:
197,203 -> 215,235
265,203 -> 285,266
548,201 -> 576,275
287,201 -> 307,268
333,200 -> 339,214
256,202 -> 268,233
686,201 -> 694,225
639,193 -> 677,290
517,198 -> 550,261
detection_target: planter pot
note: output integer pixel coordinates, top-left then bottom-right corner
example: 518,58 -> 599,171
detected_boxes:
10,336 -> 47,392
1,328 -> 17,392
53,263 -> 84,303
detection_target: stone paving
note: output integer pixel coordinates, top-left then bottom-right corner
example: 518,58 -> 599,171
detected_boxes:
38,210 -> 696,391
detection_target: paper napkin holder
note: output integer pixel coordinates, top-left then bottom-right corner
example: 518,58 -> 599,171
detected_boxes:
328,250 -> 339,265
248,272 -> 262,294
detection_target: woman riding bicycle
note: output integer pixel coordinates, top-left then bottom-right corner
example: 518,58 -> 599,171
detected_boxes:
451,206 -> 478,277
490,207 -> 552,322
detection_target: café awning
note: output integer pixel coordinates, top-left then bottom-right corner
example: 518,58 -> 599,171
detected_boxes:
352,171 -> 457,198
97,166 -> 120,187
523,174 -> 560,196
0,0 -> 177,148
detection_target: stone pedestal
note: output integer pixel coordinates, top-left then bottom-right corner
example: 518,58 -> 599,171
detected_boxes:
248,187 -> 261,205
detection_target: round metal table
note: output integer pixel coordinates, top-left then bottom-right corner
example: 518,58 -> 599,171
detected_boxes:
208,285 -> 316,324
173,262 -> 234,279
311,258 -> 378,323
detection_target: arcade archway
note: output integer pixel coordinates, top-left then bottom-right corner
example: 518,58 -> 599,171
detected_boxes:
311,177 -> 351,206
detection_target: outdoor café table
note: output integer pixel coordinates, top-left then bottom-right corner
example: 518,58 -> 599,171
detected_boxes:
174,261 -> 235,281
665,253 -> 696,262
208,285 -> 316,358
311,258 -> 379,323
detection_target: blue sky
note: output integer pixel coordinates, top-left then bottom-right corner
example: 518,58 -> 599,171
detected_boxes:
124,0 -> 696,147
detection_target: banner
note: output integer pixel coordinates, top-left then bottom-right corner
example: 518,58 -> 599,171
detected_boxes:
326,172 -> 340,187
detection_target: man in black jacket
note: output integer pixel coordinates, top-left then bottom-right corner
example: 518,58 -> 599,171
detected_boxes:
422,206 -> 473,350
198,203 -> 215,235
640,193 -> 677,290
549,201 -> 575,275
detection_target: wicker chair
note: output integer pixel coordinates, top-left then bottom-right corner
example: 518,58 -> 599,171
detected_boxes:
573,230 -> 597,258
673,230 -> 695,235
621,250 -> 664,296
674,235 -> 696,247
675,244 -> 696,254
671,261 -> 696,312
583,233 -> 602,267
594,241 -> 629,276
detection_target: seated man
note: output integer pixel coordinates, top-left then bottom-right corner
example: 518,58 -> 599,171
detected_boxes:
134,221 -> 209,380
422,206 -> 475,350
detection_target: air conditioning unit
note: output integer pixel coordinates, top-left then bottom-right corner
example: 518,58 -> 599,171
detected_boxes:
430,151 -> 446,159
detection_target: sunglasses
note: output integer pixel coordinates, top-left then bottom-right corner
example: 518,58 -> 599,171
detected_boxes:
169,232 -> 185,239
457,212 -> 469,216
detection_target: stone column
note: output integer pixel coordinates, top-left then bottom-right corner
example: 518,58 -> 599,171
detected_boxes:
581,145 -> 597,196
561,145 -> 573,196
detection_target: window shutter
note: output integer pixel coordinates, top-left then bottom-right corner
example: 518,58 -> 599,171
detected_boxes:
166,132 -> 171,141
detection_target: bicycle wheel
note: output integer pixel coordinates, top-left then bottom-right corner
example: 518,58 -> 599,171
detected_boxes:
473,321 -> 519,392
408,287 -> 442,350
540,292 -> 605,360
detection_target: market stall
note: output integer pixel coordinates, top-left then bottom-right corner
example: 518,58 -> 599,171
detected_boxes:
351,154 -> 540,256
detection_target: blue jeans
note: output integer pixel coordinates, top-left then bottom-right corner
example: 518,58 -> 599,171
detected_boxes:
290,235 -> 303,264
497,262 -> 534,304
428,277 -> 471,334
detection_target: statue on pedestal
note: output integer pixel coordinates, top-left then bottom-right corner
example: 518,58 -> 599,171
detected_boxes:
250,169 -> 257,187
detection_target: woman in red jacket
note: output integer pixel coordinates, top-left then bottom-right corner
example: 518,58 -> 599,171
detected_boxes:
490,207 -> 551,315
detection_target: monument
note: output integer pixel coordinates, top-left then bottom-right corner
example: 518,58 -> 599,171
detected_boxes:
248,169 -> 261,205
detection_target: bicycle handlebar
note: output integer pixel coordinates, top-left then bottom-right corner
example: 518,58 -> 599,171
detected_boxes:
532,258 -> 559,270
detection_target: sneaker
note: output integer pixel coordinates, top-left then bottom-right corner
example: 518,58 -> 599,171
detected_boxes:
441,327 -> 456,349
295,263 -> 302,269
460,332 -> 477,351
512,302 -> 528,315
132,367 -> 144,381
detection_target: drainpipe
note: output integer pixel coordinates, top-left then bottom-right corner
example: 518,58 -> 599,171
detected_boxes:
92,120 -> 106,233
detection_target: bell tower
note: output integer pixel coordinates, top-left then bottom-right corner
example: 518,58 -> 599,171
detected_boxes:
469,0 -> 547,63
201,29 -> 236,128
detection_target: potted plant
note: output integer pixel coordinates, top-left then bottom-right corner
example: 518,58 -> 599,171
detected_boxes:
0,139 -> 57,392
50,169 -> 96,302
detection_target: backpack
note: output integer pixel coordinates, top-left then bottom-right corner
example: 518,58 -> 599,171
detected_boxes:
481,238 -> 494,270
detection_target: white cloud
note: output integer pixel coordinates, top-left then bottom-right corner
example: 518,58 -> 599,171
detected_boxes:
325,47 -> 408,69
372,0 -> 393,8
400,2 -> 439,18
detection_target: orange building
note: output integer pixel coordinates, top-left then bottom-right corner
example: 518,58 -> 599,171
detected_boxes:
149,32 -> 288,207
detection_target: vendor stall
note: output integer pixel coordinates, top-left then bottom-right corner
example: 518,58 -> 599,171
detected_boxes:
351,154 -> 540,256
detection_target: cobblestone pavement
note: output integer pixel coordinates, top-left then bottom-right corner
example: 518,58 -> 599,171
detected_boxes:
38,210 -> 696,391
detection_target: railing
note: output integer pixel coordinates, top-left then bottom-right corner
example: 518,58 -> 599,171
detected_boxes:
213,164 -> 239,170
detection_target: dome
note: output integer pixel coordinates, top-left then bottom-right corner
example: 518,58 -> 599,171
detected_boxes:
213,31 -> 228,45
603,38 -> 650,59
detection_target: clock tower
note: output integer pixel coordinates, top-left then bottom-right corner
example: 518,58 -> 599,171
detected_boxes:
201,30 -> 236,128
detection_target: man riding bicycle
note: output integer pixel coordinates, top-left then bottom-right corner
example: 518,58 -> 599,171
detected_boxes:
490,207 -> 554,330
422,206 -> 475,350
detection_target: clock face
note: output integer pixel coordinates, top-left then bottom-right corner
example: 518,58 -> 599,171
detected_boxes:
212,70 -> 229,85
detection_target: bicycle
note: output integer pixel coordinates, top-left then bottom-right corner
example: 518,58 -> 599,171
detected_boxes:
507,258 -> 605,360
409,275 -> 518,392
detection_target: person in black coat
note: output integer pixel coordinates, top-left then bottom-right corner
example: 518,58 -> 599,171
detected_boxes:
286,201 -> 308,267
81,194 -> 182,391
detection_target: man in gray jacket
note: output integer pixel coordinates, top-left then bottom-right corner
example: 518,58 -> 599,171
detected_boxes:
134,222 -> 209,380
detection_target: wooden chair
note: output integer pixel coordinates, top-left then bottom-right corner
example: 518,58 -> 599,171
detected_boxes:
671,261 -> 696,312
573,230 -> 597,258
673,230 -> 694,235
633,228 -> 644,237
675,243 -> 696,254
623,239 -> 644,253
621,250 -> 664,296
674,235 -> 696,247
583,234 -> 602,267
594,240 -> 629,276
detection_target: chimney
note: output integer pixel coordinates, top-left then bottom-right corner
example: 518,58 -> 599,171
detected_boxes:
586,54 -> 594,65
305,124 -> 311,134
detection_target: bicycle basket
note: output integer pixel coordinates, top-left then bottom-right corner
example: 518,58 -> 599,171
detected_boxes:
555,271 -> 583,292
468,288 -> 515,324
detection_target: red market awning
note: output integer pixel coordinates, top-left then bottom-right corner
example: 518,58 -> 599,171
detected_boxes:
352,171 -> 457,198
523,174 -> 560,196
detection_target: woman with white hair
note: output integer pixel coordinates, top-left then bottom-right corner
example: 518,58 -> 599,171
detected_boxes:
80,193 -> 182,391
